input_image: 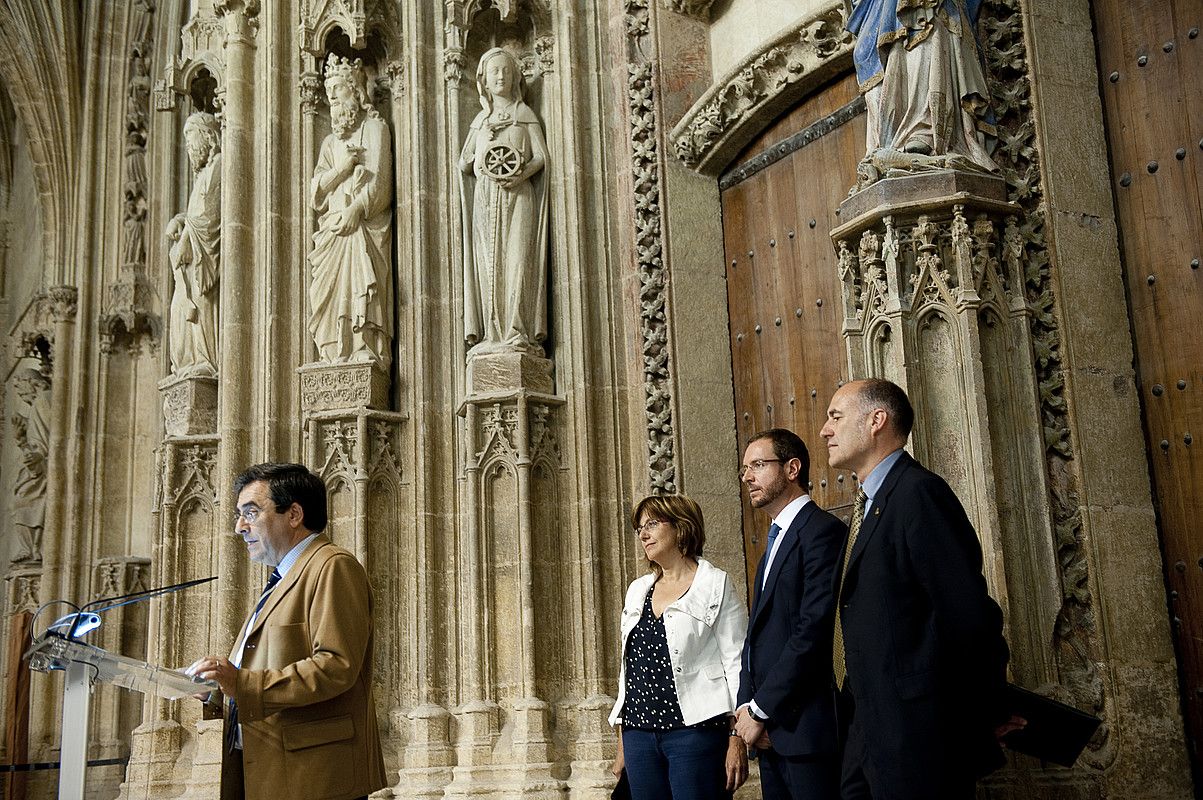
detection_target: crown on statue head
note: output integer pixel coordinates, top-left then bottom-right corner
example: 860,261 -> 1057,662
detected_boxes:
324,54 -> 365,87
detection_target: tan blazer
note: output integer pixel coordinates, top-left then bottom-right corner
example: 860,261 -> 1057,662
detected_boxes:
221,536 -> 387,800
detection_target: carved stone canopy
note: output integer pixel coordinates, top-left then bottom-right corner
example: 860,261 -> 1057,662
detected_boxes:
670,0 -> 853,175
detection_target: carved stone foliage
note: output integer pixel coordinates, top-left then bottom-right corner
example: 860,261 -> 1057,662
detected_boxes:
659,0 -> 716,22
299,362 -> 390,412
628,62 -> 676,494
158,373 -> 218,437
980,0 -> 1109,766
670,1 -> 853,174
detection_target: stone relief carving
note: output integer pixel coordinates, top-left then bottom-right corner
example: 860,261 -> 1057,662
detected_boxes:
9,368 -> 50,564
671,2 -> 854,172
628,60 -> 677,494
980,0 -> 1109,765
847,0 -> 999,187
458,47 -> 549,356
660,0 -> 716,22
308,56 -> 394,368
167,112 -> 222,377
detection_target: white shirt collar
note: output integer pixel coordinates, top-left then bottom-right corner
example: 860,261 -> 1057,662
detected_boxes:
771,493 -> 812,532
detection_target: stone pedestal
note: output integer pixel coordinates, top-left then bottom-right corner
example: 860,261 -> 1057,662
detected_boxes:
467,349 -> 554,395
298,361 -> 390,412
158,373 -> 217,436
116,719 -> 185,800
831,168 -> 1062,697
395,703 -> 455,798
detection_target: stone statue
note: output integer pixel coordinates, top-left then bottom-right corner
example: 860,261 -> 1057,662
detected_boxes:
308,55 -> 393,368
845,0 -> 998,187
167,111 -> 222,376
10,369 -> 50,563
458,47 -> 549,354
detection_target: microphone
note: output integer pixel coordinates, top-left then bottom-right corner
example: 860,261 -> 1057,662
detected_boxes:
49,576 -> 218,640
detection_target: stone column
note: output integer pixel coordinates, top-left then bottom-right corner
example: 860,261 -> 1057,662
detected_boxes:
213,0 -> 258,654
29,286 -> 78,759
830,170 -> 1062,694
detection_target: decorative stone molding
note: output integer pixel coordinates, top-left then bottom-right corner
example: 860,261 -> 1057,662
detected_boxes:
45,285 -> 78,323
299,72 -> 322,114
659,0 -> 715,22
158,373 -> 218,437
669,0 -> 853,174
443,46 -> 467,87
987,0 -> 1109,769
627,61 -> 677,494
534,35 -> 555,75
5,566 -> 41,614
381,60 -> 405,102
100,269 -> 160,355
93,556 -> 152,601
298,362 -> 390,413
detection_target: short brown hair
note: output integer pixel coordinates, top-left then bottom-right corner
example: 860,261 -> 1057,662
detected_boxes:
747,428 -> 810,487
631,494 -> 706,575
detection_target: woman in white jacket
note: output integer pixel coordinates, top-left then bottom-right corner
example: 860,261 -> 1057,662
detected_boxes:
609,494 -> 749,799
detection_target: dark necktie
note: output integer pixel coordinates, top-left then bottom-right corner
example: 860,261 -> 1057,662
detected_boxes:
833,490 -> 866,690
761,523 -> 782,588
226,569 -> 281,752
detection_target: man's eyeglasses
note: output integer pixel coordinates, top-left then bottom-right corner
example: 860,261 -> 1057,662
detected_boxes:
633,518 -> 668,536
233,506 -> 263,525
738,458 -> 782,479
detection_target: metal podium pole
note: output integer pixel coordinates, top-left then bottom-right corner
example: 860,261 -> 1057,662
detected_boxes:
58,660 -> 91,800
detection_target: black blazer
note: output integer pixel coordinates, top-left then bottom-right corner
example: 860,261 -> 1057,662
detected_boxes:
738,500 -> 845,757
836,452 -> 1009,785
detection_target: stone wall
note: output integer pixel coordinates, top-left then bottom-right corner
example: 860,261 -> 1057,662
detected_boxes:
0,1 -> 1192,798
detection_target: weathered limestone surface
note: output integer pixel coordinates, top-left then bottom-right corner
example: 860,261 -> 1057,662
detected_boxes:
0,1 -> 1191,799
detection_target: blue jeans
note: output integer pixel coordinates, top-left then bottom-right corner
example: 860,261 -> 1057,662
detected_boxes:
622,726 -> 729,800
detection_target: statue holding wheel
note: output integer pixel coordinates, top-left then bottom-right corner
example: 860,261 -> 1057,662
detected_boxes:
458,47 -> 549,355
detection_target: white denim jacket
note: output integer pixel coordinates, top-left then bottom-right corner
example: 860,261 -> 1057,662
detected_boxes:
609,558 -> 749,727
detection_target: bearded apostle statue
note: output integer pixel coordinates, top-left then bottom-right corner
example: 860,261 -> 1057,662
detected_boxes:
307,55 -> 394,368
458,47 -> 550,355
167,111 -> 222,376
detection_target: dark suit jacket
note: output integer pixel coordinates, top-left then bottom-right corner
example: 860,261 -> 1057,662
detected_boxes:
221,536 -> 387,800
837,452 -> 1009,788
738,501 -> 845,757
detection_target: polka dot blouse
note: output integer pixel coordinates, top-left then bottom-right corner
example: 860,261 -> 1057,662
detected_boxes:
621,585 -> 726,731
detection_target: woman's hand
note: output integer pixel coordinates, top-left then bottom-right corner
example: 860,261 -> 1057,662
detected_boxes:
610,727 -> 625,779
725,734 -> 749,790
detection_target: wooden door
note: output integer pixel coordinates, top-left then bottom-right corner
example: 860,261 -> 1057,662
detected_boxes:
1093,0 -> 1203,768
719,74 -> 866,595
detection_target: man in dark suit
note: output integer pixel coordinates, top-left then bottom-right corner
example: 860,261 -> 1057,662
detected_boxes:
733,428 -> 845,799
821,379 -> 1009,800
188,463 -> 386,800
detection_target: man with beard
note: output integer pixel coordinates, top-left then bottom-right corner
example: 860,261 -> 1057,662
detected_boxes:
733,428 -> 844,799
166,111 -> 221,376
308,55 -> 393,367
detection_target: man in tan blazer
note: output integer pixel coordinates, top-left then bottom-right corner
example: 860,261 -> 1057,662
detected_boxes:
188,463 -> 386,800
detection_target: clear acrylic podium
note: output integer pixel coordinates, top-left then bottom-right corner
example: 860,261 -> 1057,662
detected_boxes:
26,632 -> 217,800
